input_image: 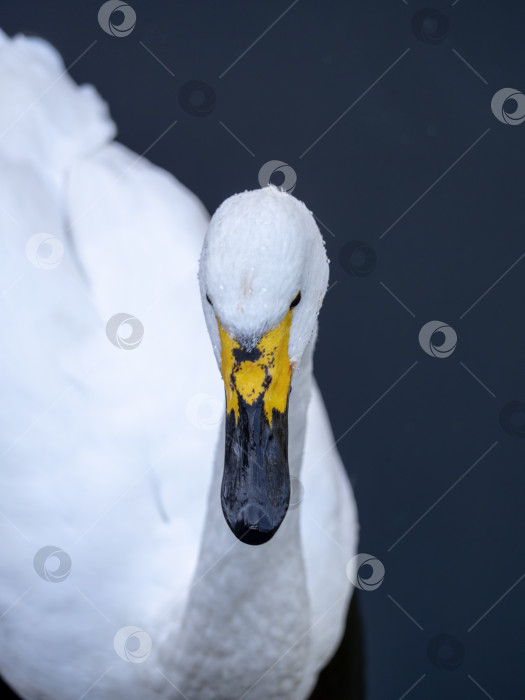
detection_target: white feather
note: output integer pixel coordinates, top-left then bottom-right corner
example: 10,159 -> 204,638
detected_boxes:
0,28 -> 358,700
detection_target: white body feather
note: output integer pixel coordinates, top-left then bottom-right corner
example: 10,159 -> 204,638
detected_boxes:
0,28 -> 358,699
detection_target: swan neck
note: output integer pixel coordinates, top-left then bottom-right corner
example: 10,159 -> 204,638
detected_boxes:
161,330 -> 318,699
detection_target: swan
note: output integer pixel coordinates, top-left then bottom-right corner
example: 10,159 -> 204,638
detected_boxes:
0,27 -> 359,700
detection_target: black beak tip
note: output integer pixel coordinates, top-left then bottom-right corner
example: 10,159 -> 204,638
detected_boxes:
223,503 -> 287,546
237,526 -> 277,546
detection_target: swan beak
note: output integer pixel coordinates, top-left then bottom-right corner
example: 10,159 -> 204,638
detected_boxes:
218,310 -> 294,545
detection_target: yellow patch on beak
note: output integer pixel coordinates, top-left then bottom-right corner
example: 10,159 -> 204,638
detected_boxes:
218,310 -> 293,424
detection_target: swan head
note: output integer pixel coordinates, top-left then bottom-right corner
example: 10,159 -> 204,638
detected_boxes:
199,186 -> 329,545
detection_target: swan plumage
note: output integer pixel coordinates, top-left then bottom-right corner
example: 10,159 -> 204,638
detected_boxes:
0,27 -> 358,700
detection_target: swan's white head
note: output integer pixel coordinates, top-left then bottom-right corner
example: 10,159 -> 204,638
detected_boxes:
198,186 -> 329,544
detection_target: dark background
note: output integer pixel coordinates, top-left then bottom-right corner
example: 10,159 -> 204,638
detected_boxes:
2,1 -> 525,698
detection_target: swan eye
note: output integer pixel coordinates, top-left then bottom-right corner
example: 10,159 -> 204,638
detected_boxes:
206,293 -> 213,306
290,291 -> 301,309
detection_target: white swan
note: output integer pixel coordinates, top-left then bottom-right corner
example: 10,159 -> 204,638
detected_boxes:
0,28 -> 359,700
